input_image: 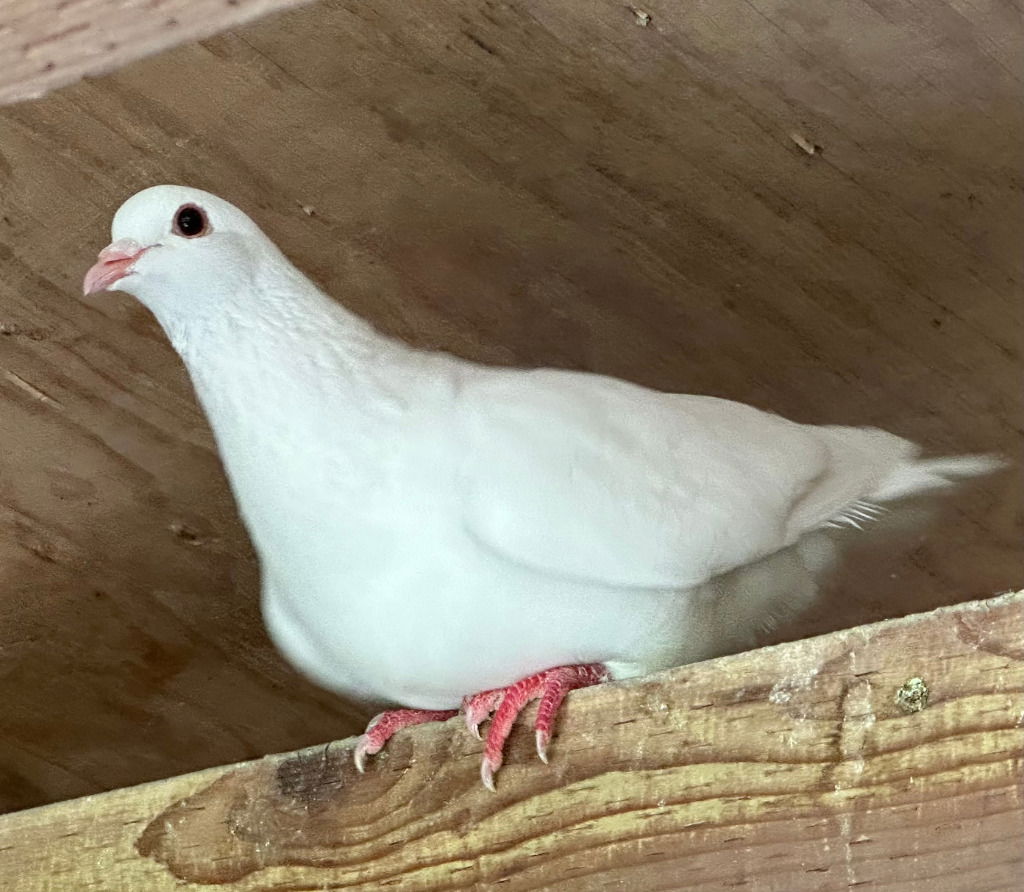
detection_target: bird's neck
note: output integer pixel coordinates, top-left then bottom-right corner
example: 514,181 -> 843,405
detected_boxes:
166,263 -> 408,445
161,256 -> 383,369
156,265 -> 414,566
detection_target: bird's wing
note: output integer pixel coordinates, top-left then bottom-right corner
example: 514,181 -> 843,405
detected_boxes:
453,367 -> 835,590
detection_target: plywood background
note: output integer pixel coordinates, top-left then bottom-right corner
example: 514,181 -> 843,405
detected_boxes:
0,0 -> 1021,814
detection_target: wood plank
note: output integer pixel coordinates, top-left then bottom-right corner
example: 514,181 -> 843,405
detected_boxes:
0,0 -> 1021,815
0,0 -> 311,105
0,591 -> 1021,891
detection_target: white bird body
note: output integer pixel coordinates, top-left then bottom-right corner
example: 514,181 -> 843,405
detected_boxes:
86,186 -> 1001,718
172,272 -> 710,707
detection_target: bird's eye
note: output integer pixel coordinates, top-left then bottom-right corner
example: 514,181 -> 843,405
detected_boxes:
173,204 -> 210,238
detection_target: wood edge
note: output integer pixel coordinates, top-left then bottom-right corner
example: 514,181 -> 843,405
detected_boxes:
0,0 -> 314,105
1,587 -> 1019,828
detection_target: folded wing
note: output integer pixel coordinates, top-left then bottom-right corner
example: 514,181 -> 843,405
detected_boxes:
456,368 -> 846,589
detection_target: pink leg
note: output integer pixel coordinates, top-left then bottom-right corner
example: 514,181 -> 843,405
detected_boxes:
353,708 -> 457,773
477,663 -> 608,791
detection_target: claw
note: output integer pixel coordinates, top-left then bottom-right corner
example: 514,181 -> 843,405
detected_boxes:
535,729 -> 550,764
354,729 -> 383,773
480,757 -> 498,792
353,712 -> 386,772
462,689 -> 504,741
465,713 -> 484,740
353,739 -> 368,773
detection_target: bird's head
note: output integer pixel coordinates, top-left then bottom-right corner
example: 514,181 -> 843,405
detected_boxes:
83,185 -> 274,321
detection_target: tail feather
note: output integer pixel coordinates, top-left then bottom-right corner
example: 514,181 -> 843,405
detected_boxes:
791,424 -> 1007,537
870,453 -> 1008,502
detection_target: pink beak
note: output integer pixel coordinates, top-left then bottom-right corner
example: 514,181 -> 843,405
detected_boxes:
82,239 -> 149,295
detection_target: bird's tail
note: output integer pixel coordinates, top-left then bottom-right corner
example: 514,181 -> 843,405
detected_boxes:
868,452 -> 1008,502
793,426 -> 1006,534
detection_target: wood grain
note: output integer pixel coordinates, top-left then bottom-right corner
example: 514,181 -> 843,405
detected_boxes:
0,0 -> 1021,814
0,0 -> 311,105
0,591 -> 1020,891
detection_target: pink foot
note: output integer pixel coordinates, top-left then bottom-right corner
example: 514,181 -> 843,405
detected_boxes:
469,663 -> 609,791
352,664 -> 609,789
353,708 -> 457,773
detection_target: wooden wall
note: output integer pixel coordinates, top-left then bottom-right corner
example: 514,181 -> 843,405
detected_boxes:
0,0 -> 1021,813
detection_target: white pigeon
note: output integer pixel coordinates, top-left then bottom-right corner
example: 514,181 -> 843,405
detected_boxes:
84,185 -> 1001,789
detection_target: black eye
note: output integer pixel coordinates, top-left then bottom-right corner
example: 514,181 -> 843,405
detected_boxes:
173,204 -> 209,238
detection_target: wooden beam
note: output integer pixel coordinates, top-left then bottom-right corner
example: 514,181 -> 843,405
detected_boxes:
0,0 -> 311,105
0,591 -> 1020,890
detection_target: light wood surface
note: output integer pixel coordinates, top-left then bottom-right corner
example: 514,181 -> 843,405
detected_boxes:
0,0 -> 311,105
0,0 -> 1020,814
0,591 -> 1021,891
